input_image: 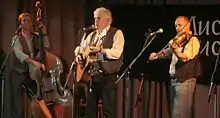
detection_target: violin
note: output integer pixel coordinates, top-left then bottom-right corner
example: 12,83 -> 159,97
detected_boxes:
153,31 -> 193,59
172,31 -> 192,47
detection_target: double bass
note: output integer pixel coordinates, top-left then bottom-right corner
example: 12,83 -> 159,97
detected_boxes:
25,1 -> 72,118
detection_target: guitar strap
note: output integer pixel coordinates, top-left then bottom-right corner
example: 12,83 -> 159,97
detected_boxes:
89,32 -> 97,45
90,31 -> 108,46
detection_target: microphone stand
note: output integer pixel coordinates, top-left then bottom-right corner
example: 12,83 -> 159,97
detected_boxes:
123,68 -> 131,118
115,33 -> 158,118
1,32 -> 19,118
63,60 -> 76,118
115,33 -> 157,84
207,46 -> 220,118
66,30 -> 87,118
0,52 -> 9,118
134,35 -> 150,118
135,73 -> 144,118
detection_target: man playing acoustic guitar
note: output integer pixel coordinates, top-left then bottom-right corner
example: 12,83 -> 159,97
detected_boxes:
74,7 -> 125,118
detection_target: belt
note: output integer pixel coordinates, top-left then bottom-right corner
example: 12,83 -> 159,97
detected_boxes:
88,68 -> 105,76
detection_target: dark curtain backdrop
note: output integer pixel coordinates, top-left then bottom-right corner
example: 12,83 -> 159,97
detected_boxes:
0,0 -> 86,66
1,0 -> 220,118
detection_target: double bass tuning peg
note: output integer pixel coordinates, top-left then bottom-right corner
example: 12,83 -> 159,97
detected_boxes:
35,1 -> 43,23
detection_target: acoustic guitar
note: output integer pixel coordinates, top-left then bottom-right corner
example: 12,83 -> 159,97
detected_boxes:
76,46 -> 98,83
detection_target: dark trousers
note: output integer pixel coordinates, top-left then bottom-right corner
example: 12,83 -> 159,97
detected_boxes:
10,70 -> 29,118
86,74 -> 117,118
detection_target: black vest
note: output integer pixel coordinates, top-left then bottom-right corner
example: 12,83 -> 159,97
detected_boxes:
175,37 -> 201,81
12,32 -> 40,73
97,27 -> 123,74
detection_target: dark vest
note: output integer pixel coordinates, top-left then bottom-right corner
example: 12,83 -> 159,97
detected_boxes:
175,36 -> 201,81
98,27 -> 123,74
12,32 -> 40,73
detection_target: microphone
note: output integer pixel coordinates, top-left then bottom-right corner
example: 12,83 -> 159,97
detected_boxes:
11,26 -> 22,47
149,28 -> 163,36
82,25 -> 96,31
14,25 -> 22,34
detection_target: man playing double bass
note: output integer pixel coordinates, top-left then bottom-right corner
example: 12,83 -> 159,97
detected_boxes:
9,13 -> 51,118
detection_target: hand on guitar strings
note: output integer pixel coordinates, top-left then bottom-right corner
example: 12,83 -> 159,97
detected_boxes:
90,46 -> 102,53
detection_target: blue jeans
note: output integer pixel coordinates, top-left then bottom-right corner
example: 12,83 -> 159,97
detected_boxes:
169,78 -> 196,118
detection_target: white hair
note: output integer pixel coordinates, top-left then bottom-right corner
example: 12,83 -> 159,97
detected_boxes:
93,7 -> 112,20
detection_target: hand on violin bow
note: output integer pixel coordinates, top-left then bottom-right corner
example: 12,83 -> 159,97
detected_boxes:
149,51 -> 165,61
149,52 -> 158,61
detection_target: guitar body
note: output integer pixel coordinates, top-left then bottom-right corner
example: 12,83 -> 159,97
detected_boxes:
76,46 -> 98,83
76,63 -> 91,83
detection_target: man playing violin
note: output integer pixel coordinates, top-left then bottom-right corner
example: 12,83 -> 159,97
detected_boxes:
149,16 -> 201,118
10,13 -> 51,118
74,7 -> 124,118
